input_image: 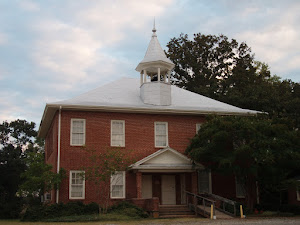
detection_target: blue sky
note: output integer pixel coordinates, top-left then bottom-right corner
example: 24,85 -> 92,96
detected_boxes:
0,0 -> 299,128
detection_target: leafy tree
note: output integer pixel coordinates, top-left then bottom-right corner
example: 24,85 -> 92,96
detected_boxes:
0,119 -> 37,218
0,120 -> 37,201
166,33 -> 254,99
186,115 -> 300,208
82,146 -> 136,214
166,33 -> 300,128
18,150 -> 66,199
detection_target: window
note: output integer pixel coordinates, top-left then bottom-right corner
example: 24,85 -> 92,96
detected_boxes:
69,171 -> 85,199
111,171 -> 125,199
41,192 -> 51,202
70,119 -> 86,146
235,176 -> 246,198
297,186 -> 300,201
155,122 -> 168,147
196,123 -> 202,133
198,170 -> 211,194
44,192 -> 51,201
111,120 -> 125,147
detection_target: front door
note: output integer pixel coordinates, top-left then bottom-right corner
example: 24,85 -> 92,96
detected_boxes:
161,175 -> 176,204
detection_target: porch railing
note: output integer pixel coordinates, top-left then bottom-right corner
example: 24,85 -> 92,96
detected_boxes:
185,191 -> 216,218
202,193 -> 239,217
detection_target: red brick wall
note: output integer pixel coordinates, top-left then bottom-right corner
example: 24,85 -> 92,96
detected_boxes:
48,110 -> 205,204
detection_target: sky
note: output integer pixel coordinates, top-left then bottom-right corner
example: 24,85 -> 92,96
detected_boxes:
0,0 -> 299,129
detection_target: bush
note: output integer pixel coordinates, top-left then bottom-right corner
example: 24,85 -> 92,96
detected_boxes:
109,201 -> 149,218
0,198 -> 22,219
22,201 -> 148,222
279,204 -> 300,215
84,202 -> 99,214
21,201 -> 99,221
21,205 -> 43,221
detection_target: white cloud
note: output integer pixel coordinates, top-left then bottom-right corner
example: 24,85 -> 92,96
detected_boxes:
0,32 -> 7,45
77,0 -> 173,41
18,0 -> 40,11
238,25 -> 298,63
0,95 -> 24,123
236,4 -> 300,77
30,0 -> 174,92
32,20 -> 100,87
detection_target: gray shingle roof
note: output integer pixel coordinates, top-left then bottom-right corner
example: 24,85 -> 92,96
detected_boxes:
38,77 -> 259,137
51,77 -> 258,115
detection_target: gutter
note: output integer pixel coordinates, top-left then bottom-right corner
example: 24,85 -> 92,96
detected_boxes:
56,106 -> 62,203
47,103 -> 260,115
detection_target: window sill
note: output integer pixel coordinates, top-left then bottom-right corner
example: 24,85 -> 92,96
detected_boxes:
69,197 -> 85,200
110,197 -> 125,199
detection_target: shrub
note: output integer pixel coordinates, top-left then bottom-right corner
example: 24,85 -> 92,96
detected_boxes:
0,198 -> 23,219
110,201 -> 149,218
84,202 -> 99,214
21,205 -> 43,221
22,201 -> 149,222
279,204 -> 300,215
21,201 -> 99,221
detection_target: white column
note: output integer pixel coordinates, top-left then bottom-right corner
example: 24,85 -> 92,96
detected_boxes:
158,68 -> 161,82
168,71 -> 171,84
164,74 -> 166,83
144,70 -> 147,83
140,71 -> 143,86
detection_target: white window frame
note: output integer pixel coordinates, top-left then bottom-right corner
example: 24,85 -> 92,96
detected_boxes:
198,169 -> 212,194
70,119 -> 86,146
196,123 -> 202,133
154,122 -> 168,148
111,120 -> 125,147
235,176 -> 246,198
69,170 -> 85,200
44,192 -> 51,201
110,171 -> 126,199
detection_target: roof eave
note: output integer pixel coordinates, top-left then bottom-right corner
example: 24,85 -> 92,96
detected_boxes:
135,60 -> 175,72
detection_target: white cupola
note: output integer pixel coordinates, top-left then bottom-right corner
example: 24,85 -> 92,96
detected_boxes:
136,22 -> 175,106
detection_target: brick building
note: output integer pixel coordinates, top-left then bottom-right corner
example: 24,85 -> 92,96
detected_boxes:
38,26 -> 261,211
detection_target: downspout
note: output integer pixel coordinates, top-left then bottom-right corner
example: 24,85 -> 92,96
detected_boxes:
56,106 -> 62,203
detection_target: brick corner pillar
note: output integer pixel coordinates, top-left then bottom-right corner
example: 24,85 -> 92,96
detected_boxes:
191,171 -> 198,194
136,172 -> 142,198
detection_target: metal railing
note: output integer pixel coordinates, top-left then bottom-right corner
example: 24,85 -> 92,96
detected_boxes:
185,191 -> 216,218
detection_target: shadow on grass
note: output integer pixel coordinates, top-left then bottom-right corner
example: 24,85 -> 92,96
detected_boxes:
43,212 -> 149,222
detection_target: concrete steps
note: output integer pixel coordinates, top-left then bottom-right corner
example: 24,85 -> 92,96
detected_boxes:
159,205 -> 196,218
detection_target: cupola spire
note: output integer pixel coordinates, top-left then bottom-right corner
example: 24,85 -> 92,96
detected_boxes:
136,22 -> 174,106
152,18 -> 157,37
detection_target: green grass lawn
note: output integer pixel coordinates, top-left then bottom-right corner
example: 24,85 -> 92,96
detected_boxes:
0,217 -> 207,225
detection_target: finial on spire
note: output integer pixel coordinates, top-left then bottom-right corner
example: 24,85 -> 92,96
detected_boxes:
152,17 -> 157,37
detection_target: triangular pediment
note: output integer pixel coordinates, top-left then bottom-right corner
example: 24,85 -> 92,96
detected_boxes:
143,149 -> 191,165
130,147 -> 203,171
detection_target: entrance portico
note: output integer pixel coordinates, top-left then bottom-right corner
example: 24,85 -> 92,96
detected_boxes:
130,147 -> 203,205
